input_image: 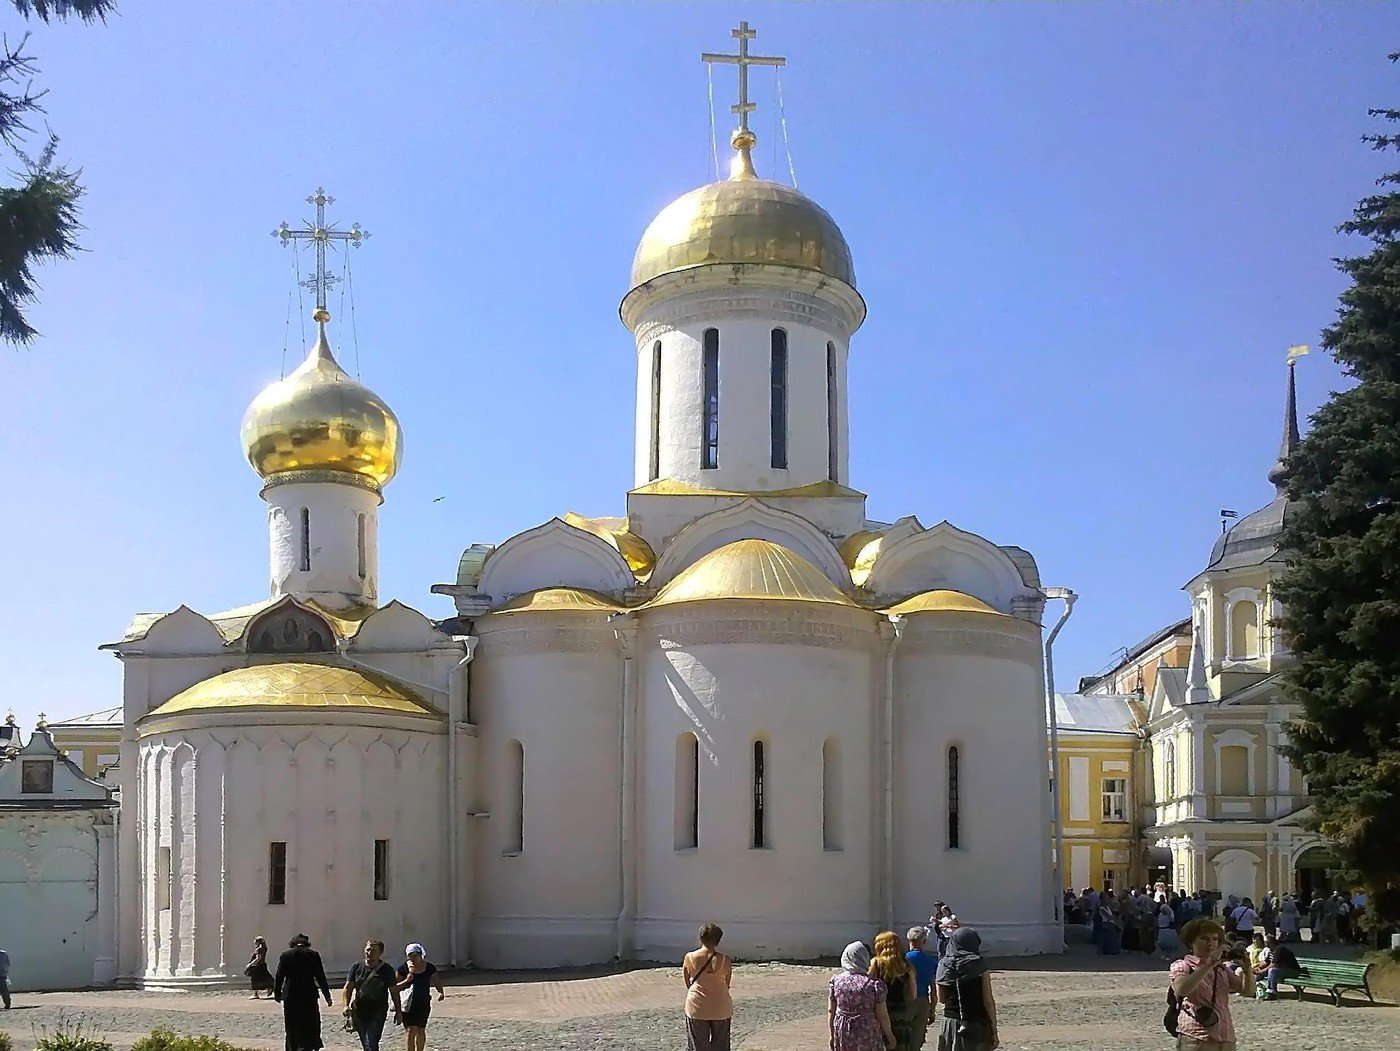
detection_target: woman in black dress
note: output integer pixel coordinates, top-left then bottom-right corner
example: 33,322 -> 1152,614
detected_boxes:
246,936 -> 275,999
395,943 -> 445,1051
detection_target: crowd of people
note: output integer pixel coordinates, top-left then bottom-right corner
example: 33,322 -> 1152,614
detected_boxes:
245,934 -> 445,1051
681,905 -> 999,1051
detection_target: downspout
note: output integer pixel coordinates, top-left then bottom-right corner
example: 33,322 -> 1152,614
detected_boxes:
882,615 -> 904,931
1042,588 -> 1077,925
610,614 -> 639,960
447,638 -> 478,967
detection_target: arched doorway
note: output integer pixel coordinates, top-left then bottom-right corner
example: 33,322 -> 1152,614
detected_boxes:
1294,845 -> 1339,900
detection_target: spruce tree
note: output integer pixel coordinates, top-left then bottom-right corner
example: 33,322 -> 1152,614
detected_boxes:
1277,56 -> 1400,925
0,0 -> 114,344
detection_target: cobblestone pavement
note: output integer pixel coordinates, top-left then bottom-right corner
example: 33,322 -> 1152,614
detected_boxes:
3,951 -> 1396,1050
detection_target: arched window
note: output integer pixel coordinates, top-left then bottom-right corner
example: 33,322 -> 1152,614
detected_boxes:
356,513 -> 367,581
1230,600 -> 1259,658
1164,738 -> 1177,800
770,329 -> 788,469
826,342 -> 838,482
701,328 -> 720,469
947,745 -> 961,849
822,737 -> 843,851
299,507 -> 311,572
752,739 -> 767,849
649,340 -> 662,481
504,740 -> 524,854
674,733 -> 699,849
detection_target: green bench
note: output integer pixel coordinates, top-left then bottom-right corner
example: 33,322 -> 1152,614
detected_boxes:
1281,957 -> 1376,1006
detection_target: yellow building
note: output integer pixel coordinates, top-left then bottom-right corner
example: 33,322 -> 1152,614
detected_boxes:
1052,693 -> 1145,893
44,706 -> 122,779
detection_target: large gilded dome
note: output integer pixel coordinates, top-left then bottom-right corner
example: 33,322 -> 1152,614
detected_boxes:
629,134 -> 855,292
241,320 -> 401,489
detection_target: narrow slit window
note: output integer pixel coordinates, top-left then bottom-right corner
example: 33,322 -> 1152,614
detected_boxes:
947,746 -> 961,849
770,329 -> 788,469
822,738 -> 843,851
156,846 -> 172,911
373,839 -> 390,900
674,733 -> 699,849
649,340 -> 663,481
299,507 -> 311,572
826,342 -> 839,482
701,328 -> 720,470
357,513 -> 367,581
505,740 -> 524,854
752,739 -> 767,849
268,841 -> 287,905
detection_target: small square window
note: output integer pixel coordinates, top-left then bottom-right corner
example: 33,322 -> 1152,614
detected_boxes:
21,759 -> 54,794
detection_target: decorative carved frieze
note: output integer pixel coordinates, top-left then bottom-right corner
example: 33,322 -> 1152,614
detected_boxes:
477,625 -> 615,656
634,289 -> 845,343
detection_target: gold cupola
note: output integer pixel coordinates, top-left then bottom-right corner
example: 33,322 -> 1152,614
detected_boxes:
628,128 -> 856,294
241,312 -> 402,490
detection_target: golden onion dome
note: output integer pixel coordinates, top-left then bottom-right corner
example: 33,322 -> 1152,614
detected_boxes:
241,317 -> 401,489
883,590 -> 1006,618
629,131 -> 855,292
649,538 -> 854,609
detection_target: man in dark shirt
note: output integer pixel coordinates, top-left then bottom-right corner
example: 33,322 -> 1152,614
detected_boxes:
274,933 -> 332,1051
1263,934 -> 1300,1000
344,939 -> 402,1051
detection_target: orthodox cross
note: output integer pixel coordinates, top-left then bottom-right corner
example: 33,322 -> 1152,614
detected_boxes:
701,21 -> 786,134
273,188 -> 368,322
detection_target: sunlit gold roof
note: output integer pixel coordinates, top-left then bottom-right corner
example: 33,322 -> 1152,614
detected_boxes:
648,538 -> 854,610
839,529 -> 887,587
629,133 -> 855,292
563,512 -> 656,580
488,588 -> 623,616
241,319 -> 401,488
883,590 -> 1005,617
140,663 -> 440,728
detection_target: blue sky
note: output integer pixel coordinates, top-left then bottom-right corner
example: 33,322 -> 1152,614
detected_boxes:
2,1 -> 1395,730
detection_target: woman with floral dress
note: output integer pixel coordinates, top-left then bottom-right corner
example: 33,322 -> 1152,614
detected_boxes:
829,941 -> 897,1051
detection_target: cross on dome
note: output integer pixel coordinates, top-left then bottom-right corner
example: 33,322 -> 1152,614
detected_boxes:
272,188 -> 369,322
702,21 -> 786,141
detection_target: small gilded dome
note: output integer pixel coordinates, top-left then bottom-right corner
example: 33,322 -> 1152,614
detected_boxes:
629,133 -> 855,292
649,538 -> 854,609
241,321 -> 401,488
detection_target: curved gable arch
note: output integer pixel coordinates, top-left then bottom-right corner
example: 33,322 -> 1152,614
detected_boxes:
139,606 -> 227,655
650,499 -> 850,590
244,598 -> 336,655
865,521 -> 1033,612
477,518 -> 634,602
349,601 -> 447,653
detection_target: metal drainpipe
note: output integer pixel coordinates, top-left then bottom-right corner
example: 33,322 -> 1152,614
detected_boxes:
1042,588 -> 1077,927
610,615 -> 637,960
447,639 -> 478,967
883,615 -> 904,931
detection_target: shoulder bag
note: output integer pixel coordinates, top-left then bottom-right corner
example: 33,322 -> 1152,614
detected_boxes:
685,949 -> 718,990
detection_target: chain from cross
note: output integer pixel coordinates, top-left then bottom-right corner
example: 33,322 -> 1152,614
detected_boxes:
272,188 -> 369,322
701,21 -> 786,134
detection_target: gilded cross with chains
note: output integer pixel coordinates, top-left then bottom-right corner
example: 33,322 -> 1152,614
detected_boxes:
273,188 -> 368,322
701,21 -> 786,133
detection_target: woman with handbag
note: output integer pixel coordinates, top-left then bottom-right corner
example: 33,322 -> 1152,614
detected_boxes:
934,927 -> 998,1051
394,943 -> 444,1051
1169,918 -> 1242,1050
245,936 -> 274,999
681,923 -> 733,1051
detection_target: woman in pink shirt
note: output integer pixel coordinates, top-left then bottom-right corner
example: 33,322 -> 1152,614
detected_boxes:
1169,918 -> 1243,1050
682,923 -> 734,1051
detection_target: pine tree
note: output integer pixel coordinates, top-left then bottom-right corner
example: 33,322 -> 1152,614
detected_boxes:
0,0 -> 114,344
1277,56 -> 1400,924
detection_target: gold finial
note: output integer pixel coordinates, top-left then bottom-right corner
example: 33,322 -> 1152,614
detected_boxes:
4,711 -> 14,726
36,712 -> 47,729
702,22 -> 785,181
312,307 -> 330,324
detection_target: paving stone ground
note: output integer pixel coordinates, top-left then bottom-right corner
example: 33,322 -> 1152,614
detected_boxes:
3,948 -> 1396,1050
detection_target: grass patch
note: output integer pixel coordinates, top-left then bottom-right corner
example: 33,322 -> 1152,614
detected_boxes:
130,1028 -> 260,1051
1363,950 -> 1400,1003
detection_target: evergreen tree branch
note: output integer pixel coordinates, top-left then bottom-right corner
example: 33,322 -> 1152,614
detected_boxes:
9,0 -> 115,23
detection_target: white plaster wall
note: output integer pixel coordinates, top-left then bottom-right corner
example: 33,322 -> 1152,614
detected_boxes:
136,723 -> 446,985
265,480 -> 381,609
630,287 -> 850,493
468,616 -> 622,968
891,617 -> 1059,955
633,602 -> 878,961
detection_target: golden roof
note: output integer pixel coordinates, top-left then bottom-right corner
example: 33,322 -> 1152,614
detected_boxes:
883,590 -> 1005,617
488,588 -> 623,615
649,538 -> 855,610
563,512 -> 656,579
629,135 -> 855,292
241,320 -> 401,488
838,529 -> 887,587
113,597 -> 380,646
141,662 -> 441,725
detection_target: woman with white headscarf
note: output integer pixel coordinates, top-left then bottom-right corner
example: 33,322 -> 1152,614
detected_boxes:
829,941 -> 897,1050
934,928 -> 998,1051
394,943 -> 444,1051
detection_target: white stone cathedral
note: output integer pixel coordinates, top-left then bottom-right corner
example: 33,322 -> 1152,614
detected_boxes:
109,29 -> 1058,984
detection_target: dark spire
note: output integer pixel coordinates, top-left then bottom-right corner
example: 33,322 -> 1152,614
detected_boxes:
1267,361 -> 1300,495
